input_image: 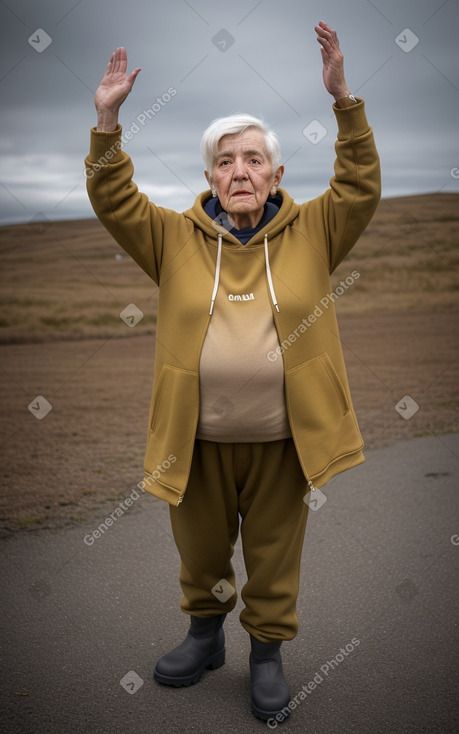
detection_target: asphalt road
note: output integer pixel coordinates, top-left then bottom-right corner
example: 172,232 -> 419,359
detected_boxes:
1,434 -> 459,734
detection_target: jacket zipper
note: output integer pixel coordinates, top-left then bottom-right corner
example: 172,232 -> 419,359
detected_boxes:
269,307 -> 319,495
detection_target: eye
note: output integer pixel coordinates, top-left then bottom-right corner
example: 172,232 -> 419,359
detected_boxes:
219,159 -> 231,167
250,158 -> 261,165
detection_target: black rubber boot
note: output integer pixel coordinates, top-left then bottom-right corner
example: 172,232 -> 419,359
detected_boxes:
249,636 -> 291,721
154,614 -> 226,687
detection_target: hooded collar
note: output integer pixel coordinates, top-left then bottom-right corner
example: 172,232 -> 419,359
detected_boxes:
184,187 -> 300,247
203,194 -> 281,245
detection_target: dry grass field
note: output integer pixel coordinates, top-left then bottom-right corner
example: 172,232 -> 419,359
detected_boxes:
0,192 -> 458,535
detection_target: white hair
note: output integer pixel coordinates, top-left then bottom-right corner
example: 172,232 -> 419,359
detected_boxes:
200,113 -> 282,172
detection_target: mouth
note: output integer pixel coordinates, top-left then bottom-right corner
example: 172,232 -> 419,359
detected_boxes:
232,190 -> 253,197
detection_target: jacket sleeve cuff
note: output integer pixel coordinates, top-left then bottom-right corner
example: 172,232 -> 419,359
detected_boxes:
332,98 -> 371,140
88,124 -> 125,164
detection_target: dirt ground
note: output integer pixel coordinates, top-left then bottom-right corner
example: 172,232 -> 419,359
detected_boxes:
0,193 -> 458,536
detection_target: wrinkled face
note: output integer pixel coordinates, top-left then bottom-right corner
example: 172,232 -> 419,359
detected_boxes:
205,128 -> 284,230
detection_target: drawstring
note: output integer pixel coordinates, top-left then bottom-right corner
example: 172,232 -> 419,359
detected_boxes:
264,234 -> 280,312
208,232 -> 280,316
209,233 -> 222,315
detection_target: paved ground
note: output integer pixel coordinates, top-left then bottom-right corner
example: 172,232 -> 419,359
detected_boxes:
1,434 -> 459,734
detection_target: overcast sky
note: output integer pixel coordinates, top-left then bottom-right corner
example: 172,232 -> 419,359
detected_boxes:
1,0 -> 458,225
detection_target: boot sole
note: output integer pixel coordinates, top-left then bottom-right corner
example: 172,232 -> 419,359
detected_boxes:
154,647 -> 225,687
251,701 -> 291,722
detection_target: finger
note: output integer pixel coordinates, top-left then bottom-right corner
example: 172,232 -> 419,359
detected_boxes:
112,46 -> 127,74
105,51 -> 115,76
127,67 -> 142,87
318,20 -> 336,37
315,26 -> 336,43
316,32 -> 340,58
315,27 -> 332,45
118,46 -> 128,74
315,21 -> 339,47
315,20 -> 331,33
316,35 -> 332,58
112,47 -> 120,73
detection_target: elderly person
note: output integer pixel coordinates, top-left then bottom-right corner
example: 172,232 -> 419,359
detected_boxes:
85,21 -> 380,722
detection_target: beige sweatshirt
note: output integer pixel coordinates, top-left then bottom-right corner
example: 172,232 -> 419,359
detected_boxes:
196,242 -> 291,442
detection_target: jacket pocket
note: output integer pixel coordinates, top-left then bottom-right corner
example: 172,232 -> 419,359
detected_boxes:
319,353 -> 350,416
150,364 -> 172,433
287,352 -> 349,418
145,364 -> 199,494
286,352 -> 361,477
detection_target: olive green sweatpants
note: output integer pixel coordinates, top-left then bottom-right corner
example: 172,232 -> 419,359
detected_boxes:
169,438 -> 309,643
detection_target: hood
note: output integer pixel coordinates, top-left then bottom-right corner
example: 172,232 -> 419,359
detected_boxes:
184,187 -> 300,248
182,187 -> 301,318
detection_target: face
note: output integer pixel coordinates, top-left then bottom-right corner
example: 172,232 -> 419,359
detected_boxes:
205,128 -> 284,230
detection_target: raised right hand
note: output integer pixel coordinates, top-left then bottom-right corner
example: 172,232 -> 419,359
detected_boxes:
95,47 -> 141,129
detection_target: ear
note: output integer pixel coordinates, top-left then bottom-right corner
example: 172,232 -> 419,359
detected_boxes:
204,170 -> 212,188
273,165 -> 284,187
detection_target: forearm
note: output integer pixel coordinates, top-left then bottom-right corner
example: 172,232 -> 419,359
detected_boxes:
332,86 -> 352,103
333,92 -> 356,107
326,99 -> 381,270
85,126 -> 180,284
96,109 -> 119,132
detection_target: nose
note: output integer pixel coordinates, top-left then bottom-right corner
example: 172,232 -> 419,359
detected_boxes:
232,158 -> 248,180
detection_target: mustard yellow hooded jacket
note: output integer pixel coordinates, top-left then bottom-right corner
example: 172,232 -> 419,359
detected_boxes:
85,98 -> 381,506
